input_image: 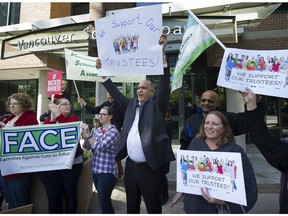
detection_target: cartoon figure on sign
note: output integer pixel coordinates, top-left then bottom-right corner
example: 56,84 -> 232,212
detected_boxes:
258,56 -> 266,70
205,157 -> 213,172
225,53 -> 234,81
247,61 -> 256,71
113,39 -> 120,54
272,58 -> 281,72
284,75 -> 288,88
234,59 -> 242,69
180,155 -> 188,185
232,160 -> 237,191
113,33 -> 140,55
225,160 -> 237,192
266,57 -> 274,72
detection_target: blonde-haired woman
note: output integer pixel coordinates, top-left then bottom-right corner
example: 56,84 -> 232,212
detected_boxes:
172,111 -> 258,213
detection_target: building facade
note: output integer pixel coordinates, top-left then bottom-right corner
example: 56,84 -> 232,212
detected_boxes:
0,2 -> 287,144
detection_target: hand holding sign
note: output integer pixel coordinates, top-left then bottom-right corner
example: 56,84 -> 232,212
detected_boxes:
0,121 -> 6,128
96,58 -> 102,70
159,34 -> 167,48
81,123 -> 91,139
95,58 -> 108,80
159,34 -> 167,64
201,187 -> 225,205
240,87 -> 258,111
48,102 -> 61,120
171,192 -> 183,208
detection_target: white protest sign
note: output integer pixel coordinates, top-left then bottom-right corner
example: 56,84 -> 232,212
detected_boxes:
177,150 -> 246,206
65,48 -> 145,82
0,122 -> 82,176
217,48 -> 288,98
95,4 -> 163,76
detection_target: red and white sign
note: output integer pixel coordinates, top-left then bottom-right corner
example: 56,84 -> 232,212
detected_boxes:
46,70 -> 62,96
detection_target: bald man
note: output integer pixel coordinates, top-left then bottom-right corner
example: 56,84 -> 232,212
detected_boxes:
179,90 -> 252,150
98,35 -> 175,213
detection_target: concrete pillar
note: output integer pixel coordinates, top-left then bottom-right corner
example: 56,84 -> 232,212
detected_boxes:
226,88 -> 246,152
95,82 -> 107,106
37,70 -> 49,122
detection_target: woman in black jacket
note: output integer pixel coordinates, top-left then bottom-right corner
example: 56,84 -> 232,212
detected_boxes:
171,110 -> 258,213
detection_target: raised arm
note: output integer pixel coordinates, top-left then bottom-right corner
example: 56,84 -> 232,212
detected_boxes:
243,87 -> 288,172
156,34 -> 170,114
95,58 -> 130,109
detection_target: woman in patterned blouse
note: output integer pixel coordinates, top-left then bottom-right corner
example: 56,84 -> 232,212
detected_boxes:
81,106 -> 119,213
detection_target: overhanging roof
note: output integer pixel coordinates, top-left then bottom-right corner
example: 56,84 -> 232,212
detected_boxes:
0,14 -> 90,41
0,2 -> 281,41
0,2 -> 283,80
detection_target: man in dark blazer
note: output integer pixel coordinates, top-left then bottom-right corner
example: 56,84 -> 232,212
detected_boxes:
98,34 -> 175,213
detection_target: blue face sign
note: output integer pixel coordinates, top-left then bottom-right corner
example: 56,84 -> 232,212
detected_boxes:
1,126 -> 79,156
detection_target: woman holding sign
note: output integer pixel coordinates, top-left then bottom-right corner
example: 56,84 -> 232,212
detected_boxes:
39,98 -> 83,213
171,111 -> 258,213
81,106 -> 119,213
0,93 -> 38,209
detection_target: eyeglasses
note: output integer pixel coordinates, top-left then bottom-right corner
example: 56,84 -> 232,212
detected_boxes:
200,99 -> 214,104
98,113 -> 108,116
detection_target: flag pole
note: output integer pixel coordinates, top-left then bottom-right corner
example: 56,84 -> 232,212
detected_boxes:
73,80 -> 83,108
188,10 -> 226,50
51,94 -> 55,102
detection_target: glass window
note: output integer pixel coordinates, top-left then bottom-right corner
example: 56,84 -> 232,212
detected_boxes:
0,2 -> 20,27
0,3 -> 8,27
9,3 -> 20,25
71,3 -> 89,15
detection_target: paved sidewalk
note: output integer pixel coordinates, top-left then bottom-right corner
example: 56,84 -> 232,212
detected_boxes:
88,144 -> 281,214
0,144 -> 280,214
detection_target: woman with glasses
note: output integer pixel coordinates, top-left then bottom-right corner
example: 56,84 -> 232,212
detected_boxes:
39,98 -> 83,213
81,106 -> 119,213
0,93 -> 38,209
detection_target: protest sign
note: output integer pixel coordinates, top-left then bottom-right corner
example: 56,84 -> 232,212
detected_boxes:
217,48 -> 288,98
46,70 -> 62,96
0,122 -> 82,176
64,48 -> 144,82
177,149 -> 246,206
94,4 -> 163,76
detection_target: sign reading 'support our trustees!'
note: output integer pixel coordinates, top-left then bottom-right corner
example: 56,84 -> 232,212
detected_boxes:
217,48 -> 288,99
176,150 -> 247,206
95,4 -> 164,76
